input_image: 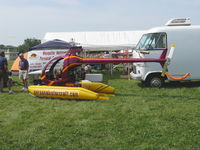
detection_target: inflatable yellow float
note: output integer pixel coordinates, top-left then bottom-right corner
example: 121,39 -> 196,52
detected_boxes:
29,85 -> 110,100
28,82 -> 115,100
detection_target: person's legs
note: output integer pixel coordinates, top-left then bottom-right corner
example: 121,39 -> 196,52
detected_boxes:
2,71 -> 14,94
7,78 -> 14,94
24,79 -> 28,89
24,71 -> 28,89
19,71 -> 25,90
21,79 -> 25,90
7,80 -> 11,91
1,71 -> 8,92
0,73 -> 3,92
21,71 -> 28,91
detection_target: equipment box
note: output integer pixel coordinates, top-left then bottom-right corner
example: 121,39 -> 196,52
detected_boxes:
85,74 -> 103,82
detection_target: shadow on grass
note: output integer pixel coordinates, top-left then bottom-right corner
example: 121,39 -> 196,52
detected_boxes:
137,81 -> 200,88
115,93 -> 137,97
30,94 -> 107,102
164,81 -> 200,88
26,90 -> 200,102
115,92 -> 200,101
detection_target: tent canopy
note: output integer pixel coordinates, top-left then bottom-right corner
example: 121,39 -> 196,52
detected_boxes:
43,31 -> 146,51
30,39 -> 78,50
12,40 -> 83,72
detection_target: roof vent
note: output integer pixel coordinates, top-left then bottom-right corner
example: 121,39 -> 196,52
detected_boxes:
165,18 -> 191,26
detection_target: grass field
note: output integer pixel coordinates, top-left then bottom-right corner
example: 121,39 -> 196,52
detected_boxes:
0,68 -> 200,150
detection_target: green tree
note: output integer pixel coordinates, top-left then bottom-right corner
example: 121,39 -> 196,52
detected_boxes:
0,44 -> 17,51
0,44 -> 6,49
17,38 -> 41,53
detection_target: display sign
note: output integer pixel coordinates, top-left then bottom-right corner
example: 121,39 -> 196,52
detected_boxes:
28,49 -> 68,70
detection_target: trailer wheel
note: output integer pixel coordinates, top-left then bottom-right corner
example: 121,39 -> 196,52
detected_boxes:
147,75 -> 164,88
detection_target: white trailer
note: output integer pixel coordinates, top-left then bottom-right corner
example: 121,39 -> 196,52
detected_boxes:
130,18 -> 200,87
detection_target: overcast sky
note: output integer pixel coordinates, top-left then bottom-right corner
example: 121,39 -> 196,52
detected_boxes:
0,0 -> 200,46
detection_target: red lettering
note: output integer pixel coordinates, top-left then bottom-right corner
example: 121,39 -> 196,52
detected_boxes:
43,51 -> 55,55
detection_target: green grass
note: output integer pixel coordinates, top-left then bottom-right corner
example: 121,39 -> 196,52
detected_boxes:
0,69 -> 200,150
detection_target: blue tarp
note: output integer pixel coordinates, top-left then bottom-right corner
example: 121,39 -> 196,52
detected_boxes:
30,39 -> 76,50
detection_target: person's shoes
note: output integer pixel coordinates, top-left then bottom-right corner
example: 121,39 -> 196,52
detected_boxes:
21,87 -> 28,92
9,90 -> 14,94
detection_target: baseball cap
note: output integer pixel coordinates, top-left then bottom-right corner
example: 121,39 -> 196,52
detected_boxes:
19,53 -> 23,57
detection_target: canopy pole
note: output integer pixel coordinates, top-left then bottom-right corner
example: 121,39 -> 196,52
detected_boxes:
127,50 -> 130,80
110,50 -> 113,75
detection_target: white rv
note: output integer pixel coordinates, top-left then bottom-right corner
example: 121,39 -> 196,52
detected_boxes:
130,18 -> 200,87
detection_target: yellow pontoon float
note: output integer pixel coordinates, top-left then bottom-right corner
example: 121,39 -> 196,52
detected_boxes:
29,81 -> 115,100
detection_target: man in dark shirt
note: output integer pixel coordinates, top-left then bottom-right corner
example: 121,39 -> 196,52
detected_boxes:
0,52 -> 7,92
18,53 -> 29,91
0,52 -> 13,93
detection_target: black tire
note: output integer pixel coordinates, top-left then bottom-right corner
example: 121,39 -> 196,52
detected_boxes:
147,75 -> 164,88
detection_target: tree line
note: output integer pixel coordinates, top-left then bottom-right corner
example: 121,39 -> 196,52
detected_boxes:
0,38 -> 41,53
